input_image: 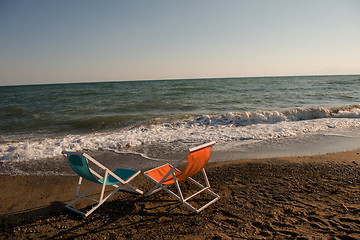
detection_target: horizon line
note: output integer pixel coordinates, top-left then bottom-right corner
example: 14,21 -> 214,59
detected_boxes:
1,73 -> 360,87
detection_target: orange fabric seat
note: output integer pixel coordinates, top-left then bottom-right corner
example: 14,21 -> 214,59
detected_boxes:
146,147 -> 211,185
144,142 -> 219,213
146,164 -> 182,185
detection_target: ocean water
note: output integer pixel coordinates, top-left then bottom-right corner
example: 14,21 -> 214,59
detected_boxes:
1,75 -> 360,174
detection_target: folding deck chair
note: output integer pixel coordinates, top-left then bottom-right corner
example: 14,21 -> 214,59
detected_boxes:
62,151 -> 143,217
144,141 -> 219,213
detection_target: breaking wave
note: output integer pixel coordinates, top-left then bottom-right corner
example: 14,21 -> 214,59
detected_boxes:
188,105 -> 360,127
1,105 -> 359,162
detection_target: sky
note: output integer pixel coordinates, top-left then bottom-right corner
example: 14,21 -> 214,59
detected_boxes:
0,0 -> 359,86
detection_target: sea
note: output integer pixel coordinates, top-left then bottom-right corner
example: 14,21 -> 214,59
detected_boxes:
1,75 -> 360,175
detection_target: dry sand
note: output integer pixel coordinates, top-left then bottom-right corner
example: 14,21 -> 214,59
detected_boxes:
1,150 -> 360,239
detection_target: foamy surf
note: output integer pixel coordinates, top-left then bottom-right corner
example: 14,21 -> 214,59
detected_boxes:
1,105 -> 359,162
189,105 -> 360,126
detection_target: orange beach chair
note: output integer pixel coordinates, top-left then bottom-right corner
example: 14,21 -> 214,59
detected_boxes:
144,141 -> 219,213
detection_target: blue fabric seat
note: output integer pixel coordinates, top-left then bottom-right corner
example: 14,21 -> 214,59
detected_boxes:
67,155 -> 139,185
99,168 -> 140,185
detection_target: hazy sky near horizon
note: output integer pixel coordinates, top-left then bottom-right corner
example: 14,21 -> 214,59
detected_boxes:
1,0 -> 359,86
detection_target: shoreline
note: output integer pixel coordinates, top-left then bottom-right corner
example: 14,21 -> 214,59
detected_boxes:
2,130 -> 360,176
1,149 -> 360,239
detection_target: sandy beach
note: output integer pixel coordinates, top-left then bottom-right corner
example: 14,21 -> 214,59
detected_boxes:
2,1 -> 360,239
1,150 -> 360,239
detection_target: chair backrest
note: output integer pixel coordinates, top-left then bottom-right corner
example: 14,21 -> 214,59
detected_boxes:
177,147 -> 211,181
175,142 -> 214,182
66,154 -> 100,183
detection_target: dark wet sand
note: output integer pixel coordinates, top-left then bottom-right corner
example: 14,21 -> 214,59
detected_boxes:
1,150 -> 360,239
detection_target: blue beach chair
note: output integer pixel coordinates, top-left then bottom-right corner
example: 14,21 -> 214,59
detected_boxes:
62,151 -> 143,217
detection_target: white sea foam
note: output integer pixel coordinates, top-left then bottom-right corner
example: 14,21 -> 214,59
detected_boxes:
1,107 -> 359,162
188,106 -> 360,126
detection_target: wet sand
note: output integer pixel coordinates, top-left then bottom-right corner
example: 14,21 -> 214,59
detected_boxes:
1,150 -> 360,239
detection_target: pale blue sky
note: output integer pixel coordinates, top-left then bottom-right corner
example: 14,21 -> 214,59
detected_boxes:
0,0 -> 359,86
